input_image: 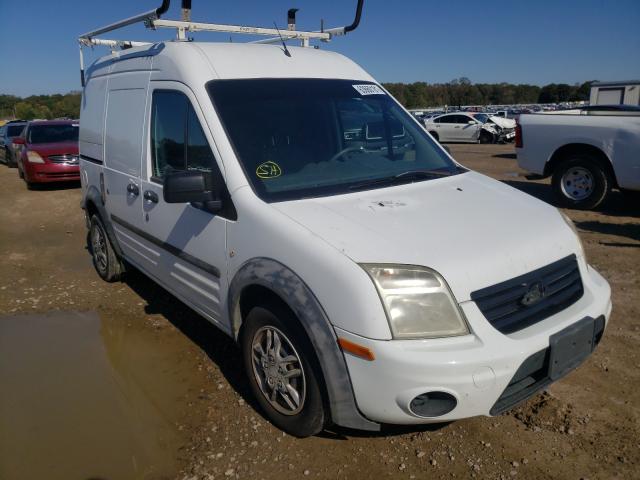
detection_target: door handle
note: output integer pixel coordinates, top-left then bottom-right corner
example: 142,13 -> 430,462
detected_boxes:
143,190 -> 159,203
126,183 -> 140,196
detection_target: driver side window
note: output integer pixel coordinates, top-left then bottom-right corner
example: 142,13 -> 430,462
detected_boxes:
151,90 -> 217,180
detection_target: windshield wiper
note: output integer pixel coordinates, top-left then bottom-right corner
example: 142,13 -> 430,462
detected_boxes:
348,169 -> 454,191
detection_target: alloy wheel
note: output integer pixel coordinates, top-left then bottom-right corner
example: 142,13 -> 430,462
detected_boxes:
251,326 -> 306,415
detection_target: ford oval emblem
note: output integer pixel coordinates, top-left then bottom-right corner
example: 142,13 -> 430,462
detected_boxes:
521,281 -> 545,307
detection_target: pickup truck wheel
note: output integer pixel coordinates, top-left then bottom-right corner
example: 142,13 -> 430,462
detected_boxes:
241,303 -> 326,437
429,131 -> 439,142
89,214 -> 123,282
552,156 -> 611,210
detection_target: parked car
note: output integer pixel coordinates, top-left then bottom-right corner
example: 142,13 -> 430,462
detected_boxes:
471,113 -> 516,143
79,38 -> 611,438
0,120 -> 27,167
425,112 -> 509,143
516,110 -> 640,209
14,120 -> 80,188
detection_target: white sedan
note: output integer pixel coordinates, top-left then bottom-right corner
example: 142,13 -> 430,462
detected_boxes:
424,113 -> 515,144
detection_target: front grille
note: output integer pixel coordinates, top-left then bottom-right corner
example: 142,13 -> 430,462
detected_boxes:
48,154 -> 79,164
471,255 -> 583,334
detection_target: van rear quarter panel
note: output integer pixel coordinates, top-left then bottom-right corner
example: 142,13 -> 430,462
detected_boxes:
104,58 -> 152,176
79,73 -> 109,161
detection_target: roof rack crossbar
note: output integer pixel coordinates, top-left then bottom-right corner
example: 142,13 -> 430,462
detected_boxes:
252,0 -> 364,45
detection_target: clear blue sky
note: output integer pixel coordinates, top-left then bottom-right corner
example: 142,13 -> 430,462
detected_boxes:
1,0 -> 639,97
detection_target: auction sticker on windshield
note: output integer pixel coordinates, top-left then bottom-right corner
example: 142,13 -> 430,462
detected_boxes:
256,161 -> 282,179
353,84 -> 385,96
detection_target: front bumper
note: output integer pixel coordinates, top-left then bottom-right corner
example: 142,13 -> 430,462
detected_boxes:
337,262 -> 611,425
24,161 -> 80,183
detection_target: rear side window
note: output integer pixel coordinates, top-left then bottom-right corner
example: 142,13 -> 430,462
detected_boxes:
151,90 -> 216,179
7,125 -> 26,137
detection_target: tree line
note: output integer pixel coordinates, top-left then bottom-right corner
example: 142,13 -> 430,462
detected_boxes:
0,80 -> 594,120
0,93 -> 81,121
382,78 -> 594,109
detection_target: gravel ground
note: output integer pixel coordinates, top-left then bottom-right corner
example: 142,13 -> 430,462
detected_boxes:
0,143 -> 638,480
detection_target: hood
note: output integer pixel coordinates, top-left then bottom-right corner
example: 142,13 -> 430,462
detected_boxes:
273,172 -> 579,302
29,141 -> 78,157
488,116 -> 516,129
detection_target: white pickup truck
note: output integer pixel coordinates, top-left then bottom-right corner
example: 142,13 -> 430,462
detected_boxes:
516,110 -> 640,209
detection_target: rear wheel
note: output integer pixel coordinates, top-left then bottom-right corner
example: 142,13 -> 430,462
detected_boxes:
241,302 -> 326,437
552,155 -> 611,210
89,214 -> 123,282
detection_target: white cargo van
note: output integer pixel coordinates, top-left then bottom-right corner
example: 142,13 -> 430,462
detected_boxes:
78,1 -> 611,437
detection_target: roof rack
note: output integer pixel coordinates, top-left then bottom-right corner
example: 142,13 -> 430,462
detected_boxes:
78,0 -> 364,86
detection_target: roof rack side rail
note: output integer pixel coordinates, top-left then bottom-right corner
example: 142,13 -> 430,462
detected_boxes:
79,0 -> 170,41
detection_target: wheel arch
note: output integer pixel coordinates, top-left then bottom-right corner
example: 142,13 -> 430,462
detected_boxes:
545,143 -> 617,187
228,257 -> 380,432
82,185 -> 124,259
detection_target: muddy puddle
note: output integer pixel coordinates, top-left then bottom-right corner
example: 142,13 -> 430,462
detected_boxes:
0,310 -> 197,480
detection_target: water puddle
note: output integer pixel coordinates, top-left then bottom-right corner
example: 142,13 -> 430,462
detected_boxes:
0,311 -> 194,480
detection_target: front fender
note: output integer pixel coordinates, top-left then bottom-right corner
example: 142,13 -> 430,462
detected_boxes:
228,257 -> 380,432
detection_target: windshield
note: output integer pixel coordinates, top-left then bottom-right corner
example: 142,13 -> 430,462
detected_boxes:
28,124 -> 78,144
473,113 -> 489,123
7,125 -> 25,137
207,79 -> 463,202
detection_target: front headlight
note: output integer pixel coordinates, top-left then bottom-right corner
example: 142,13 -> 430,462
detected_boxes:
362,264 -> 469,339
559,210 -> 586,261
27,151 -> 44,164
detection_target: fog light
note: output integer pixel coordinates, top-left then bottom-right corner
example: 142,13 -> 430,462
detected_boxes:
409,391 -> 457,417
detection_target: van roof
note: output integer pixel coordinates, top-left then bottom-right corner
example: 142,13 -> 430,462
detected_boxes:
87,41 -> 374,84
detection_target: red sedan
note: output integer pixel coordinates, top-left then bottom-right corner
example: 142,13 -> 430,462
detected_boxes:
15,120 -> 79,188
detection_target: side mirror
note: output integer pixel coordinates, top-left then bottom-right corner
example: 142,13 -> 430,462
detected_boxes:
12,137 -> 25,145
467,120 -> 476,125
163,170 -> 222,211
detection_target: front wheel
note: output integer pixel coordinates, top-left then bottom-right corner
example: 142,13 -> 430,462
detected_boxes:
479,130 -> 494,144
552,156 -> 611,210
429,131 -> 439,142
241,303 -> 326,437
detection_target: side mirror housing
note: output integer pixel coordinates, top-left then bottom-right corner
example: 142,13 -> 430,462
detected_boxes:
12,137 -> 25,145
163,170 -> 222,211
467,120 -> 476,125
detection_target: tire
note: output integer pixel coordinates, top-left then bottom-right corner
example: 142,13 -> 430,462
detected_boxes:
429,131 -> 439,142
241,302 -> 326,437
7,151 -> 17,168
89,214 -> 123,282
552,155 -> 611,210
479,130 -> 494,144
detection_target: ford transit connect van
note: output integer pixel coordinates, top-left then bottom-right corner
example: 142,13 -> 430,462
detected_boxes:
79,22 -> 611,438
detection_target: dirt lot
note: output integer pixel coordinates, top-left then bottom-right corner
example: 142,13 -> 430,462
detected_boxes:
0,143 -> 638,480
